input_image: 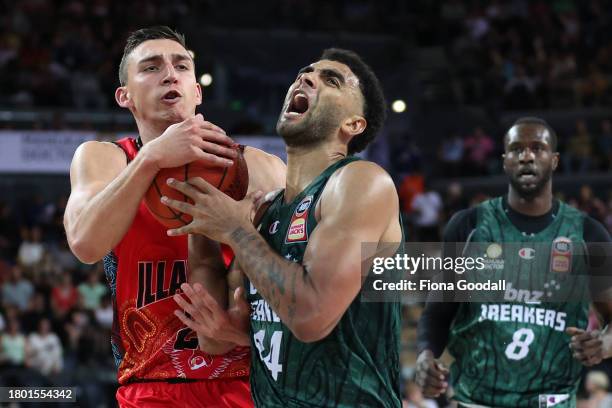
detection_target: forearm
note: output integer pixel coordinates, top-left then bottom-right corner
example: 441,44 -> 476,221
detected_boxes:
417,301 -> 458,357
65,152 -> 159,263
228,225 -> 315,330
188,236 -> 228,307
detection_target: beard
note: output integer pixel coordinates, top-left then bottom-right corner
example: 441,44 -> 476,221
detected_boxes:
276,104 -> 341,149
508,165 -> 553,200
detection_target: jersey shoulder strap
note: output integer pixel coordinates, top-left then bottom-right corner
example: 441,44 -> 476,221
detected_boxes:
113,137 -> 139,163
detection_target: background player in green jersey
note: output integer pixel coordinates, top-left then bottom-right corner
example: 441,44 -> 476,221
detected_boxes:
162,48 -> 403,407
415,117 -> 612,408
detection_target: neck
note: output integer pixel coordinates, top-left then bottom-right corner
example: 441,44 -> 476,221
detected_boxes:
135,117 -> 175,144
507,183 -> 553,216
284,141 -> 347,202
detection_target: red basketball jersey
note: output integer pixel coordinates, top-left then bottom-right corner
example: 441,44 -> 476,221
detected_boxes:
104,137 -> 249,385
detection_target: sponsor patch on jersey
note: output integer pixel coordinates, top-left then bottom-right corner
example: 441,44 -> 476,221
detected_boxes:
286,218 -> 306,242
486,243 -> 503,259
269,220 -> 280,235
295,195 -> 313,216
285,196 -> 311,244
550,237 -> 572,274
519,247 -> 535,260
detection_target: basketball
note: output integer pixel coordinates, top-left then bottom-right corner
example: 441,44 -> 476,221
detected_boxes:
144,145 -> 249,229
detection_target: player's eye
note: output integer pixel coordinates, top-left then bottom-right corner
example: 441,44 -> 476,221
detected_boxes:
326,77 -> 340,87
176,64 -> 189,70
144,66 -> 158,72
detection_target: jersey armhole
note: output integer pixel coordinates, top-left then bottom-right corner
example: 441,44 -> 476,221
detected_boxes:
111,141 -> 131,165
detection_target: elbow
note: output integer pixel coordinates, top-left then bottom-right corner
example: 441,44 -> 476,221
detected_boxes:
67,236 -> 103,264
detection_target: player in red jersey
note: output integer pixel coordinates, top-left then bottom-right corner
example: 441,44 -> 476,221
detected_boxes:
63,26 -> 285,407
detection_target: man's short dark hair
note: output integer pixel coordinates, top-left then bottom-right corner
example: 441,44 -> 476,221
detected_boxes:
506,117 -> 558,151
119,26 -> 187,86
320,48 -> 387,155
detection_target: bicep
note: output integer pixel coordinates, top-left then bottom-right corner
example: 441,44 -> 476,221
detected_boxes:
65,142 -> 125,219
301,172 -> 398,328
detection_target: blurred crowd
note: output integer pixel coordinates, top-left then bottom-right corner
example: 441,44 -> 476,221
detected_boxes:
0,196 -> 117,407
395,117 -> 612,179
432,0 -> 612,110
3,0 -> 612,112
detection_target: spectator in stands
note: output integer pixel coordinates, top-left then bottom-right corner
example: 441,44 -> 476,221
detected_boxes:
578,63 -> 609,107
564,120 -> 593,173
51,271 -> 79,318
604,197 -> 612,234
0,318 -> 28,367
78,270 -> 106,311
463,127 -> 494,175
27,318 -> 62,376
504,64 -> 538,109
16,225 -> 46,277
411,180 -> 442,242
584,371 -> 612,408
439,135 -> 464,175
1,266 -> 34,312
578,185 -> 607,223
20,292 -> 51,334
443,182 -> 467,222
0,201 -> 19,261
596,119 -> 612,171
95,294 -> 113,330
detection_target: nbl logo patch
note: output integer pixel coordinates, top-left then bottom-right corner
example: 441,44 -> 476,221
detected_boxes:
295,195 -> 313,216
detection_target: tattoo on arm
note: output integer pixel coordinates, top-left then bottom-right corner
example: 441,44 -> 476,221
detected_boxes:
230,226 -> 313,326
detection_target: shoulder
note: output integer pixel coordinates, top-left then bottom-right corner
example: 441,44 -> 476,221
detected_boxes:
243,146 -> 286,175
583,215 -> 611,243
72,140 -> 127,166
322,160 -> 398,218
243,146 -> 286,191
329,159 -> 396,197
443,207 -> 477,242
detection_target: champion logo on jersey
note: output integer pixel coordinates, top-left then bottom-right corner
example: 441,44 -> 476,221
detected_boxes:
295,195 -> 313,216
539,394 -> 569,407
269,221 -> 280,235
518,247 -> 535,260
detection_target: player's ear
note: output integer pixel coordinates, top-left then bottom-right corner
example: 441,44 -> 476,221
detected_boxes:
551,152 -> 559,171
115,86 -> 132,109
195,83 -> 202,106
341,115 -> 367,139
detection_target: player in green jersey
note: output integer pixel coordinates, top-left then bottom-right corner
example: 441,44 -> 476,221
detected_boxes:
415,117 -> 612,408
162,48 -> 403,407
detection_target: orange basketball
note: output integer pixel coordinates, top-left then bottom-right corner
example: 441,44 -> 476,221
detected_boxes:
144,145 -> 249,229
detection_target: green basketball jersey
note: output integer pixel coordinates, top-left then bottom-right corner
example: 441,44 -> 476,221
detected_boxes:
246,157 -> 402,407
449,197 -> 589,408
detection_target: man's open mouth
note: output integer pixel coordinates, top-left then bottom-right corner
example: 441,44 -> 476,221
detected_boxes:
285,91 -> 309,117
162,90 -> 182,102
